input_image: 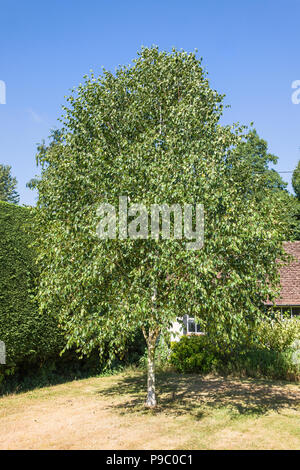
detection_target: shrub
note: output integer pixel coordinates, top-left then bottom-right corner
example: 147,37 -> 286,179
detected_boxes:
252,316 -> 300,352
223,349 -> 300,382
170,335 -> 220,373
0,349 -> 103,395
169,324 -> 300,381
226,315 -> 300,381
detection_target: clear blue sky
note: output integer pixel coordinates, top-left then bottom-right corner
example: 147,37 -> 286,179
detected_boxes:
1,0 -> 300,205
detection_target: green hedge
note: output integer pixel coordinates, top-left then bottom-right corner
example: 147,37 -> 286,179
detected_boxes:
0,202 -> 146,392
0,202 -> 65,382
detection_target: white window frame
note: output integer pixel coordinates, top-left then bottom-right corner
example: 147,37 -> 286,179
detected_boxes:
186,315 -> 202,335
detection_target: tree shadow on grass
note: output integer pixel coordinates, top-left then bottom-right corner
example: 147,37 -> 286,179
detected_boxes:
96,371 -> 300,420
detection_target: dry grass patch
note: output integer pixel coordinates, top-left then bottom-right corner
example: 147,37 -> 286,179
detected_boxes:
0,369 -> 299,449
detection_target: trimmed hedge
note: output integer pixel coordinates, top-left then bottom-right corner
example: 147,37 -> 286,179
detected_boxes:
0,202 -> 65,382
0,202 -> 146,392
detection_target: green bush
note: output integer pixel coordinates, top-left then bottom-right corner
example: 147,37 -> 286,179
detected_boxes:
225,316 -> 300,381
169,327 -> 300,381
252,316 -> 300,352
224,349 -> 299,382
0,349 -> 103,395
170,335 -> 220,373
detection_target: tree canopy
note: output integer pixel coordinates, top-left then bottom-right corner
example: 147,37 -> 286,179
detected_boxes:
291,160 -> 300,239
233,133 -> 299,241
233,129 -> 287,192
0,164 -> 19,204
292,160 -> 300,200
34,47 -> 290,406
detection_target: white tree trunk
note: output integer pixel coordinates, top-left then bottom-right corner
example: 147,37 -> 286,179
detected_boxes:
144,286 -> 159,407
146,341 -> 156,407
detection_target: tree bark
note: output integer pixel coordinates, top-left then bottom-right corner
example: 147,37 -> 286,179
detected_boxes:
144,285 -> 159,407
146,339 -> 156,407
142,325 -> 160,407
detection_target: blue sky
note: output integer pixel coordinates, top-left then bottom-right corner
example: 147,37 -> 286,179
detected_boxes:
0,0 -> 300,205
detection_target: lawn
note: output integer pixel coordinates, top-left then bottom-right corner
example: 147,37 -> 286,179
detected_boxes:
0,369 -> 299,450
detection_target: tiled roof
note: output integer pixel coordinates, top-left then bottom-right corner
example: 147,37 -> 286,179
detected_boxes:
269,241 -> 300,306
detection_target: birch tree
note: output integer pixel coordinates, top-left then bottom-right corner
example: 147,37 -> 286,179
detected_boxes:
34,47 -> 289,407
